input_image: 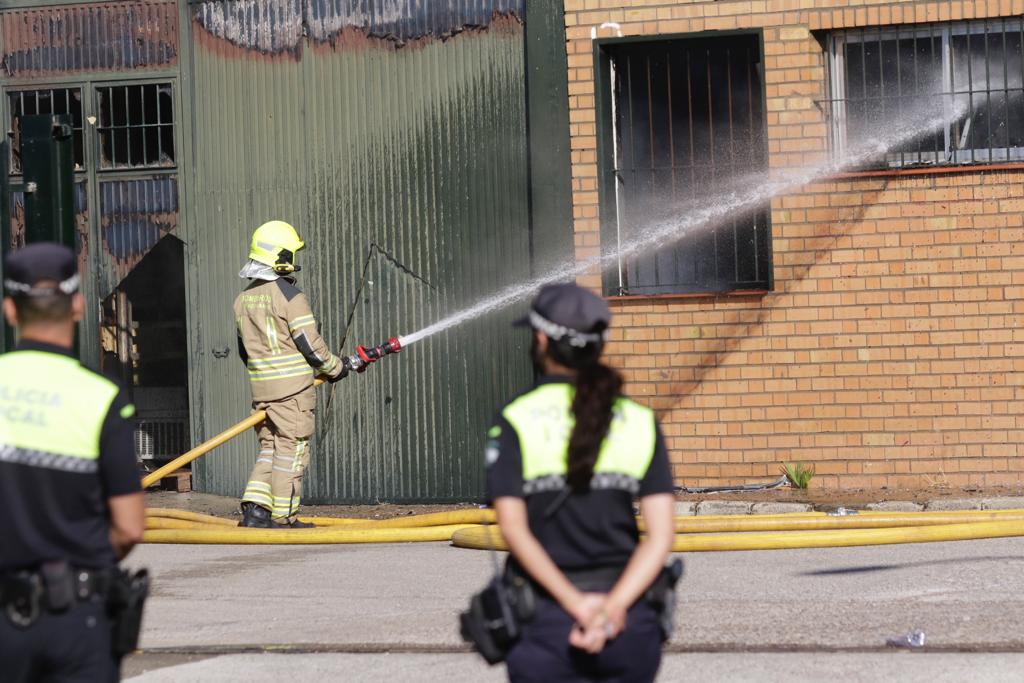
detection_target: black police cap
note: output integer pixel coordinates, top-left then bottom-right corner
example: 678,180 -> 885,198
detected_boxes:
3,243 -> 80,298
513,282 -> 611,345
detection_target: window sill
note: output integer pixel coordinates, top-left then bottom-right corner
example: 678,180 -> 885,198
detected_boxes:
606,289 -> 769,303
828,161 -> 1024,180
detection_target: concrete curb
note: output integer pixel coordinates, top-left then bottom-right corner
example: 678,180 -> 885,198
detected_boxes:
695,501 -> 753,516
924,499 -> 983,511
751,502 -> 814,515
982,497 -> 1024,510
864,501 -> 924,512
674,502 -> 696,516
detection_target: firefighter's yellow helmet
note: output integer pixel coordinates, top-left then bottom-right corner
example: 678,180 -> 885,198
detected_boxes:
249,221 -> 305,273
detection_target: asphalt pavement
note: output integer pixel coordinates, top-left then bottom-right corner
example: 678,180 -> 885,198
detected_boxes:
123,538 -> 1024,681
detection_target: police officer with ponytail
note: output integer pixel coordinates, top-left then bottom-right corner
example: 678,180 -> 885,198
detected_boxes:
486,283 -> 677,682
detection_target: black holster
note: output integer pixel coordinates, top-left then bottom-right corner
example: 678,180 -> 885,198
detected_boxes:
1,561 -> 79,628
0,571 -> 42,628
106,568 -> 150,658
643,558 -> 684,641
459,564 -> 536,665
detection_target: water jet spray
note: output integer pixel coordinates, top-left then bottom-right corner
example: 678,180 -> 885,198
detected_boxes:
351,105 -> 969,358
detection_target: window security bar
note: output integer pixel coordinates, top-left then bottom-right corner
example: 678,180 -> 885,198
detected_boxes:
827,18 -> 1024,168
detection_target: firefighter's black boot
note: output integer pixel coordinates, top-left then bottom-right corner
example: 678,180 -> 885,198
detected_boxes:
239,502 -> 273,528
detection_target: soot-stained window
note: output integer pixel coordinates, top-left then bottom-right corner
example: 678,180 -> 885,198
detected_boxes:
96,84 -> 175,169
829,19 -> 1024,167
7,88 -> 85,173
600,34 -> 772,296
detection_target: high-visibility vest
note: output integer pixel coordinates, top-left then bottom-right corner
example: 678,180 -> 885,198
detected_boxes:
0,350 -> 125,473
500,383 -> 658,495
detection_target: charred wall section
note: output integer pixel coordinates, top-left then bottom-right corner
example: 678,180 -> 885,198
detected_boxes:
192,0 -> 523,52
1,1 -> 178,77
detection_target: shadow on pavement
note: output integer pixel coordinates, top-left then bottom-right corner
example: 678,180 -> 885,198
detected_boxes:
801,556 -> 1024,576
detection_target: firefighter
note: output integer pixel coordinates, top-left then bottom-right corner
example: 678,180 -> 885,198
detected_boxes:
234,221 -> 357,529
0,243 -> 146,682
486,283 -> 676,682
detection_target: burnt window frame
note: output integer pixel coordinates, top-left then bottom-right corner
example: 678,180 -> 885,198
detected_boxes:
6,86 -> 86,174
94,80 -> 177,171
828,18 -> 1024,168
594,30 -> 774,298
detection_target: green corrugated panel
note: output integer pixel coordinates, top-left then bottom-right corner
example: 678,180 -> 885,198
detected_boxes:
0,139 -> 7,354
186,8 -> 534,502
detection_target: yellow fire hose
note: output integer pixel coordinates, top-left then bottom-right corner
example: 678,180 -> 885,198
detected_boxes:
659,510 -> 1024,533
140,379 -> 327,489
140,507 -> 1024,548
144,524 -> 479,545
145,507 -> 1024,532
449,518 -> 1024,552
144,505 -> 1024,528
146,508 -> 239,526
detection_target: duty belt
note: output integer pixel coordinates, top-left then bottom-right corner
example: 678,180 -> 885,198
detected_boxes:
0,562 -> 112,627
517,563 -> 626,597
562,565 -> 626,592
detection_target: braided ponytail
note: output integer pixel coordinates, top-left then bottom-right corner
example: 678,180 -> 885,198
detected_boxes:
566,360 -> 623,492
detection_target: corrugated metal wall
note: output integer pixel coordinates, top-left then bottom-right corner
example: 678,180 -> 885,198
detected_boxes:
187,0 -> 534,501
0,2 -> 178,77
0,1 -> 183,369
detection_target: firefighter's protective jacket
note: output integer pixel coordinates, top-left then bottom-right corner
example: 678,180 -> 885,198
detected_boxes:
234,278 -> 344,402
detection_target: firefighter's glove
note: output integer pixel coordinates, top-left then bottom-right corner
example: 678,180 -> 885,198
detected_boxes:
327,365 -> 349,383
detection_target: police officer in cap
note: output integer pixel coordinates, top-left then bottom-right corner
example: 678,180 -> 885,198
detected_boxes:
0,243 -> 145,682
487,282 -> 676,682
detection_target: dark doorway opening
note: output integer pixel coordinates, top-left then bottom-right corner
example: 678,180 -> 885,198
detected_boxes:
101,235 -> 189,466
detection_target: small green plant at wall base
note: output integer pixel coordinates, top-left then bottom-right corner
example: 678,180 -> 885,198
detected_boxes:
781,463 -> 815,489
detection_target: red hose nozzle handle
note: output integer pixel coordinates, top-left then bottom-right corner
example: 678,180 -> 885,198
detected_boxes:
355,336 -> 402,365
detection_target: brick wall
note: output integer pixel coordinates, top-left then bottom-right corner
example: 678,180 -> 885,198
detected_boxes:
563,0 -> 1024,489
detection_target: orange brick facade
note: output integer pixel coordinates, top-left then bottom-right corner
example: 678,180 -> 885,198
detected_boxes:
563,0 -> 1024,489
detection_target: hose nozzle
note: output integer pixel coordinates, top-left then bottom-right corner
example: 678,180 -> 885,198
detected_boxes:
343,337 -> 402,373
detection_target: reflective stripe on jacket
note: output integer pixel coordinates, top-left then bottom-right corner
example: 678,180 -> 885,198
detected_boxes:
233,278 -> 343,402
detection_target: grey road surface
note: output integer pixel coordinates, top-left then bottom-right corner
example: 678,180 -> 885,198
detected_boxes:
124,538 -> 1024,681
127,652 -> 1024,683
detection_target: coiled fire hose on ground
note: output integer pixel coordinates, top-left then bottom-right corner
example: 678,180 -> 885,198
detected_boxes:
142,507 -> 1024,550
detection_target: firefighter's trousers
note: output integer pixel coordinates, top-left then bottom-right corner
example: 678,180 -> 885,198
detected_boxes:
241,387 -> 315,520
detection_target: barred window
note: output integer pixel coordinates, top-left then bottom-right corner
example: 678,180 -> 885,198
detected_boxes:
96,83 -> 175,170
599,34 -> 771,296
828,19 -> 1024,167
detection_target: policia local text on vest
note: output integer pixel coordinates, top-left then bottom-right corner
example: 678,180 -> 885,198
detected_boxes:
0,243 -> 148,683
